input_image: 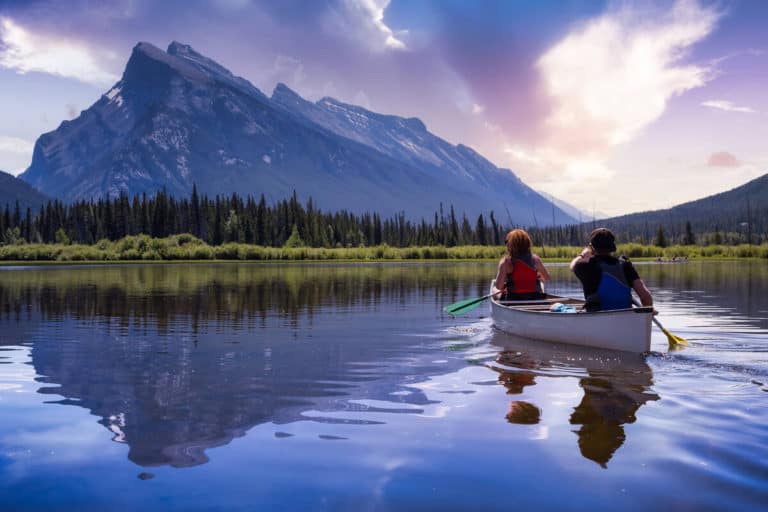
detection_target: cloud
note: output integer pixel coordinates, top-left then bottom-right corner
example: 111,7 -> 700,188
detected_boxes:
527,0 -> 719,186
271,55 -> 306,89
325,0 -> 407,52
0,135 -> 33,154
0,16 -> 118,85
352,89 -> 372,109
701,100 -> 756,113
707,151 -> 742,168
0,135 -> 35,175
471,103 -> 485,115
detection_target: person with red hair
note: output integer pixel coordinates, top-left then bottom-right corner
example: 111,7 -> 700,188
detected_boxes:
493,229 -> 550,300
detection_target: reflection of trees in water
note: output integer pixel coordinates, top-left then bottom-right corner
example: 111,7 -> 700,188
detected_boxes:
643,261 -> 768,327
491,334 -> 658,467
0,264 -> 495,331
1,264 -> 489,469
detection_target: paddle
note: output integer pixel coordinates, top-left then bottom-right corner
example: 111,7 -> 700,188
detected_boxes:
443,293 -> 495,316
632,298 -> 688,347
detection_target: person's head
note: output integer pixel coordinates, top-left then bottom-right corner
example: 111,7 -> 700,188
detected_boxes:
588,228 -> 617,254
505,229 -> 532,258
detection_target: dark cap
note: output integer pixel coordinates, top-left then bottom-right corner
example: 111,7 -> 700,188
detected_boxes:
589,228 -> 616,253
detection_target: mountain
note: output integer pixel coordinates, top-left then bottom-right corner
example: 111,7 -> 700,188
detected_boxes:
536,191 -> 606,223
20,41 -> 576,224
0,170 -> 49,212
599,173 -> 768,240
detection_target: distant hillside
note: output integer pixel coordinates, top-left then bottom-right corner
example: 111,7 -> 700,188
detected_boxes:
0,170 -> 49,212
600,173 -> 768,243
537,191 -> 607,223
19,41 -> 576,225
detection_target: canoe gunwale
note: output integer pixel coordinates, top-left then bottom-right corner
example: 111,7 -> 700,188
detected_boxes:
489,283 -> 653,353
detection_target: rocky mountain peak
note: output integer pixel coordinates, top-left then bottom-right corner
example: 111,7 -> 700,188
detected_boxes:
271,82 -> 304,105
18,40 -> 577,224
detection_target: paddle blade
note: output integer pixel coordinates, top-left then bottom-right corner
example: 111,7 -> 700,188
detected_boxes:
443,295 -> 490,316
661,326 -> 688,346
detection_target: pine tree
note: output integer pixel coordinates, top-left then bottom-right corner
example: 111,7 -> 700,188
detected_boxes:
284,224 -> 305,248
475,214 -> 486,245
683,221 -> 695,245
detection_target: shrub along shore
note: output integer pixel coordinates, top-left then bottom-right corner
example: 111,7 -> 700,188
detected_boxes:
0,234 -> 767,263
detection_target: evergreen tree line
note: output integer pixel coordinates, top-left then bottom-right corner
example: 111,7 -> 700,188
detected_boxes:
1,187 -> 764,248
0,187 -> 514,248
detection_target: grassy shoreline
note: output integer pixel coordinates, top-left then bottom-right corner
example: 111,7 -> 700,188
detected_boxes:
1,234 -> 767,264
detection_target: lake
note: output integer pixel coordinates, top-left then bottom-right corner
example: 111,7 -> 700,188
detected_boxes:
1,261 -> 766,511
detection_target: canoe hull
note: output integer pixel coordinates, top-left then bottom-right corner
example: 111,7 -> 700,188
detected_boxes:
490,288 -> 653,353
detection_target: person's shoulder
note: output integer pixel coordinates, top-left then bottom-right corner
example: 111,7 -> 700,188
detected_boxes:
618,255 -> 640,279
618,255 -> 635,266
572,258 -> 592,270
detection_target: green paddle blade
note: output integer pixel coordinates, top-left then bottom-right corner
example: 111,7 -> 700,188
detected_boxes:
443,294 -> 491,316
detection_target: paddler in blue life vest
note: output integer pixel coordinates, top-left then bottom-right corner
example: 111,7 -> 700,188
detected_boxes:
570,228 -> 655,313
493,229 -> 550,300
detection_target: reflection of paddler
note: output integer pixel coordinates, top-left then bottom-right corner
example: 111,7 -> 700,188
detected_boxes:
495,351 -> 537,394
490,331 -> 658,467
570,370 -> 658,468
492,349 -> 540,424
506,401 -> 540,424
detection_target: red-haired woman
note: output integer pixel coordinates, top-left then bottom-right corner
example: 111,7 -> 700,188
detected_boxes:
493,229 -> 550,300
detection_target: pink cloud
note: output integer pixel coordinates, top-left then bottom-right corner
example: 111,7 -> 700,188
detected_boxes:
707,151 -> 742,168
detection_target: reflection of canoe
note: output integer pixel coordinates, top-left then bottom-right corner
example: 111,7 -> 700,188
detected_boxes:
489,282 -> 653,353
490,331 -> 658,467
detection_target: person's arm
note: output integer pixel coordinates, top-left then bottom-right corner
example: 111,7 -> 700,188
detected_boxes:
493,259 -> 508,298
632,278 -> 653,307
533,255 -> 550,281
570,246 -> 593,271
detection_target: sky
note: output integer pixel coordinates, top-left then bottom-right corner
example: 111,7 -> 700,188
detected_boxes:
0,0 -> 765,216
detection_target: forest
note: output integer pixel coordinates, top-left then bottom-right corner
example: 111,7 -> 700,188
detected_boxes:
1,185 -> 766,251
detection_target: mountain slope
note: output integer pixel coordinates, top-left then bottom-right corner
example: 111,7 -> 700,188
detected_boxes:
600,173 -> 768,239
0,170 -> 49,211
20,41 -> 576,224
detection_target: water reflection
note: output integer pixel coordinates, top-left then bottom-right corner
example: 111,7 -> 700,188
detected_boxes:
639,260 -> 768,330
1,264 -> 493,468
490,332 -> 658,467
0,261 -> 765,475
0,263 -> 493,330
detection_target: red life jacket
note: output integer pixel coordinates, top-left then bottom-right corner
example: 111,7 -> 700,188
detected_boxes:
504,255 -> 540,294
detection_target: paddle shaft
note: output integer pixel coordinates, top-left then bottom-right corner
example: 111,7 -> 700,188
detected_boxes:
444,293 -> 495,315
632,297 -> 679,339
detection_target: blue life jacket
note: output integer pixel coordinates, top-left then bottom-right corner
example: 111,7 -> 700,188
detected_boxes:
587,259 -> 632,311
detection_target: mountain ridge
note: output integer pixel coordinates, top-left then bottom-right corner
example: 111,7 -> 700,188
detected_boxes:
599,172 -> 768,240
19,41 -> 576,224
0,170 -> 49,212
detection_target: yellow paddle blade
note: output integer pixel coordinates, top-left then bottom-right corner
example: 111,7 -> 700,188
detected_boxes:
660,325 -> 688,346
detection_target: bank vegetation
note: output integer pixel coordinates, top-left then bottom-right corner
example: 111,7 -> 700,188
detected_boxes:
1,234 -> 766,262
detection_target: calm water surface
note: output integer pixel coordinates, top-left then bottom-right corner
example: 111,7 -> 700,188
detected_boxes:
0,261 -> 766,511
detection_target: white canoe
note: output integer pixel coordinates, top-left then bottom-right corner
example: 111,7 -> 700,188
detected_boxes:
489,283 -> 653,353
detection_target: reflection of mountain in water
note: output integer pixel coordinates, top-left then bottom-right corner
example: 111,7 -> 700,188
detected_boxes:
0,264 -> 481,468
491,333 -> 658,467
